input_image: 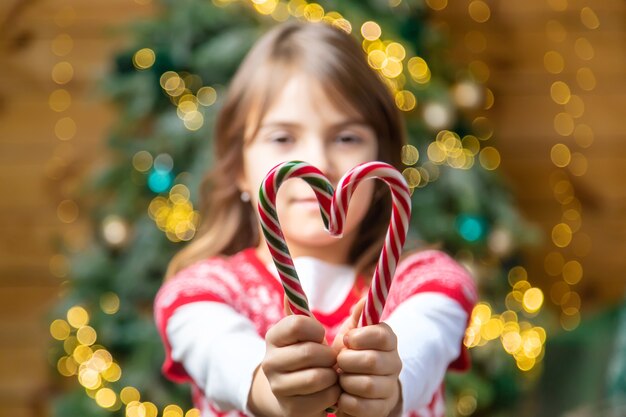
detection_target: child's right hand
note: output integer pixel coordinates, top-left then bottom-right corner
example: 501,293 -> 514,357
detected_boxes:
248,295 -> 340,417
259,313 -> 341,417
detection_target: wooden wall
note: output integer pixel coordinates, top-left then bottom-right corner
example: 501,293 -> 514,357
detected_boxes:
0,1 -> 152,415
0,1 -> 623,416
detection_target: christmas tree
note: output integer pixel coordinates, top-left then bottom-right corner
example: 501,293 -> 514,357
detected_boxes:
49,0 -> 546,416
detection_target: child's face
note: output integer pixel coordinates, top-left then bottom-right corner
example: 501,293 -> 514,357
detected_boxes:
239,74 -> 378,263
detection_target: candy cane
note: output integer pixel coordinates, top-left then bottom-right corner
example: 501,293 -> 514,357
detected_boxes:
258,161 -> 411,325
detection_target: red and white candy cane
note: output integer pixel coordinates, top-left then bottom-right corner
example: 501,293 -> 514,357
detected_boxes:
258,160 -> 411,326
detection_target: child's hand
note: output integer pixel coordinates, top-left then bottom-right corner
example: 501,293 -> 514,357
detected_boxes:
332,301 -> 403,417
258,313 -> 341,417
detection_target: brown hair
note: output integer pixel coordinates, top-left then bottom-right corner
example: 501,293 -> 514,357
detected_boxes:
165,20 -> 407,279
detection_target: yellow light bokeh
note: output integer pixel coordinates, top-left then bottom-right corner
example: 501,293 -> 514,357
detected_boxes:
407,57 -> 430,83
553,112 -> 574,136
63,336 -> 78,355
78,367 -> 101,390
76,325 -> 97,346
303,3 -> 324,22
132,150 -> 153,172
382,57 -> 403,79
52,61 -> 74,85
472,116 -> 493,140
55,117 -> 77,141
471,303 -> 491,325
120,387 -> 141,404
543,50 -> 564,74
550,143 -> 571,167
574,37 -> 594,61
468,0 -> 490,23
57,199 -> 79,223
576,67 -> 596,91
367,50 -> 387,70
185,409 -> 201,417
361,21 -> 381,41
482,317 -> 504,340
523,288 -> 544,313
502,331 -> 522,354
401,145 -> 419,166
573,123 -> 594,148
565,94 -> 585,118
386,42 -> 406,60
197,86 -> 217,106
52,33 -> 74,56
183,111 -> 204,131
461,135 -> 480,156
164,404 -> 184,417
49,89 -> 71,112
426,0 -> 447,11
95,388 -> 117,408
67,306 -> 89,328
126,401 -> 146,417
133,48 -> 156,70
102,362 -> 122,382
562,260 -> 583,285
552,223 -> 573,248
50,319 -> 71,340
508,266 -> 528,286
479,146 -> 500,170
57,356 -> 78,377
568,152 -> 588,177
402,167 -> 421,188
73,345 -> 93,364
550,81 -> 570,105
580,6 -> 600,30
394,90 -> 416,111
143,402 -> 159,417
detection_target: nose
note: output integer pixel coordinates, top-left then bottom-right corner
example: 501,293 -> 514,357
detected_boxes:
303,139 -> 337,183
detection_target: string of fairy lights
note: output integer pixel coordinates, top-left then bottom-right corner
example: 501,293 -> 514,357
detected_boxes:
49,0 -> 599,415
421,2 -> 548,387
543,1 -> 598,331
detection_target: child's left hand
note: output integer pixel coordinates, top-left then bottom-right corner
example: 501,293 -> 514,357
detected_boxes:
331,301 -> 403,417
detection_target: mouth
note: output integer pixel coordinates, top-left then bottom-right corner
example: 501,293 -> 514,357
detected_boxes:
290,197 -> 320,209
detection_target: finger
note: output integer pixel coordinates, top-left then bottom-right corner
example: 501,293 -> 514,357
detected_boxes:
338,374 -> 396,399
284,294 -> 293,316
336,349 -> 402,375
270,367 -> 338,397
343,322 -> 397,351
264,342 -> 337,371
281,384 -> 342,416
337,393 -> 389,417
266,315 -> 326,347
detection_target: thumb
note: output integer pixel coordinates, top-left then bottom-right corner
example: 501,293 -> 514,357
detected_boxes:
331,297 -> 366,351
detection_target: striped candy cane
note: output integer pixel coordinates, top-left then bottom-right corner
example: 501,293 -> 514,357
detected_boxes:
258,161 -> 411,325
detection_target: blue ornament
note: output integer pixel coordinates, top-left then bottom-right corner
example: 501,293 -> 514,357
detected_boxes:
456,214 -> 487,242
148,169 -> 173,193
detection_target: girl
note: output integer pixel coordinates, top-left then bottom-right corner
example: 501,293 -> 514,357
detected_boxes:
154,20 -> 477,417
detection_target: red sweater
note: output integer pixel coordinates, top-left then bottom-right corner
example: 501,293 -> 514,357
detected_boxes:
154,248 -> 477,417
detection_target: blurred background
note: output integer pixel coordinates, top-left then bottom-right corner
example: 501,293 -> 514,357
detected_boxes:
1,0 -> 625,416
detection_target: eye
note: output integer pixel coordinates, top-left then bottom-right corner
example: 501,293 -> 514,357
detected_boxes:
268,134 -> 294,144
335,133 -> 363,144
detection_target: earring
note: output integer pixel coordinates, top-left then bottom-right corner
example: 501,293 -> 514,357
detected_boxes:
240,191 -> 251,202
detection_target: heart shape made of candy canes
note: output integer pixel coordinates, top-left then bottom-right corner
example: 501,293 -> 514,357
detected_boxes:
258,160 -> 411,327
